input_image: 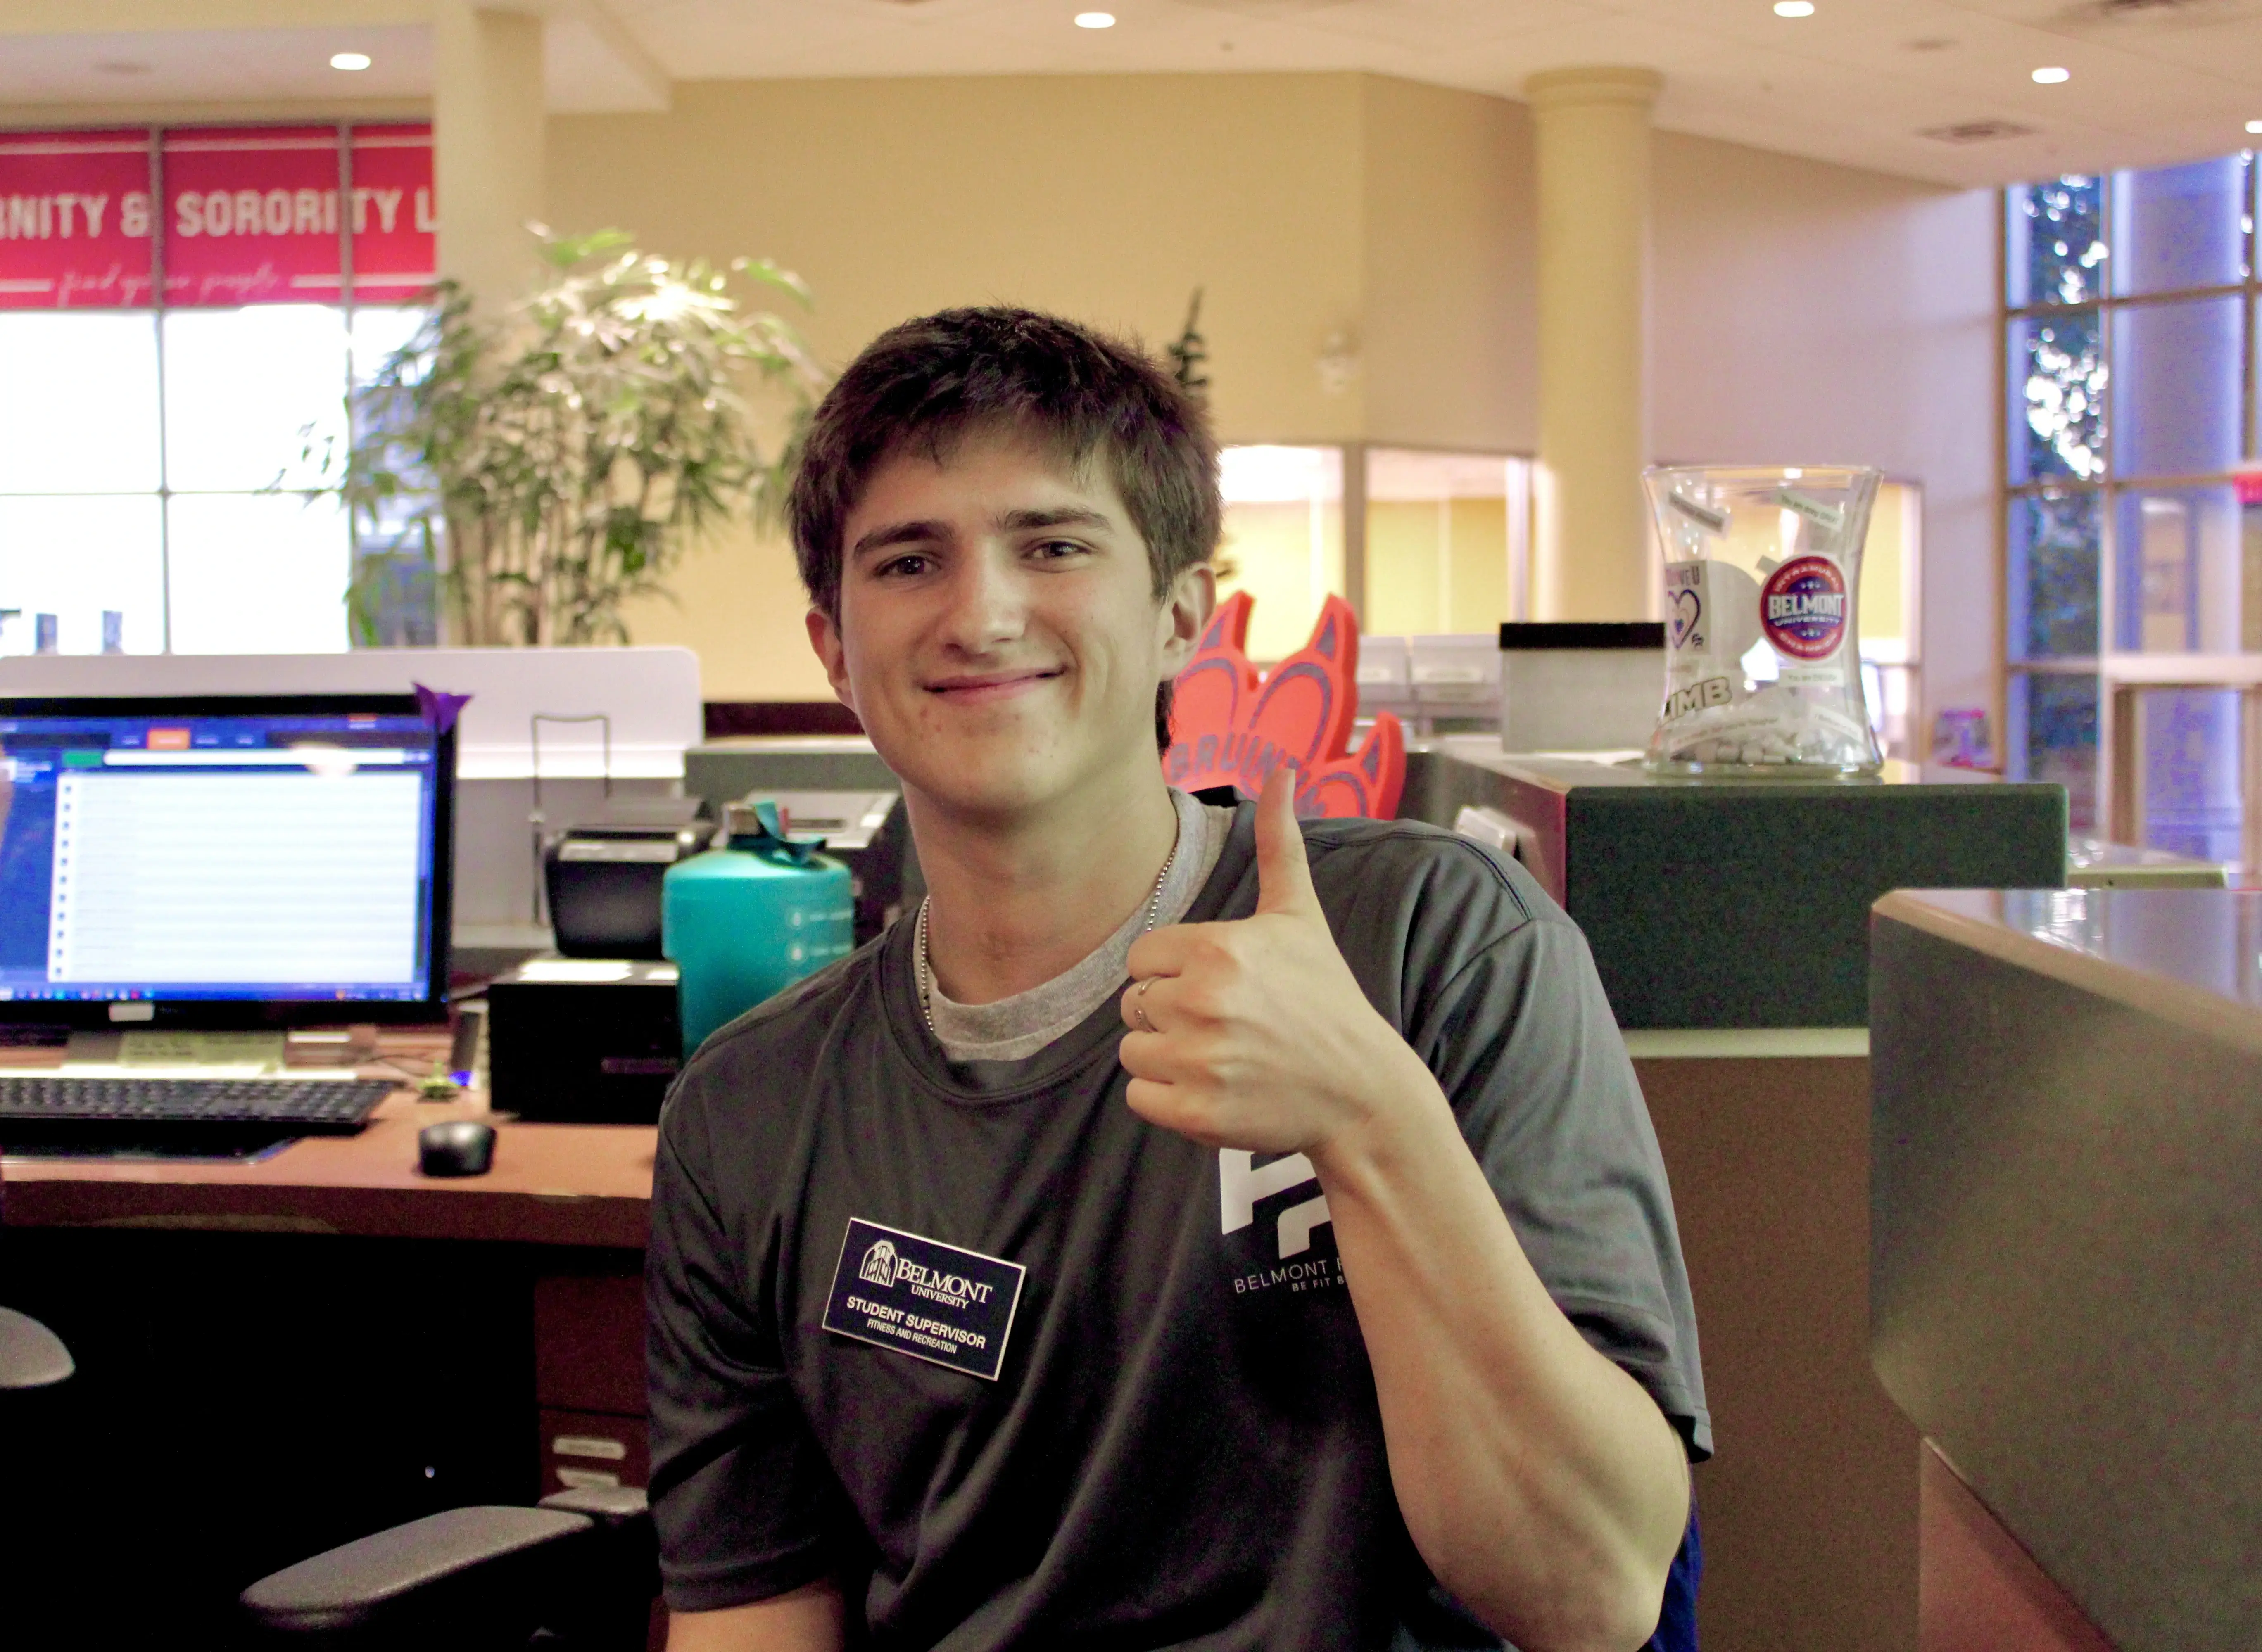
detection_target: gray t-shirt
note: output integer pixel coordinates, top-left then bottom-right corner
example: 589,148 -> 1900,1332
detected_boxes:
927,787 -> 1235,1066
646,805 -> 1708,1649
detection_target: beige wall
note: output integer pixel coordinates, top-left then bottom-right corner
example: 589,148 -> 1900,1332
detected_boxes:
563,73 -> 1363,700
1360,76 -> 1535,454
551,72 -> 1535,699
0,68 -> 1996,710
1650,131 -> 1998,749
550,75 -> 1374,447
565,83 -> 1995,711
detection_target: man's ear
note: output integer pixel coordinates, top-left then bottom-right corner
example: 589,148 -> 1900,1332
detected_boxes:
805,607 -> 858,714
1158,563 -> 1217,676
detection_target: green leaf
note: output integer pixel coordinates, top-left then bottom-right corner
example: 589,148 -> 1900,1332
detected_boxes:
732,256 -> 814,307
322,232 -> 831,645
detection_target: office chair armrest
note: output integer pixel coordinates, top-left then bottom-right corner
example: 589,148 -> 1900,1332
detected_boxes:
0,1305 -> 73,1390
241,1505 -> 593,1638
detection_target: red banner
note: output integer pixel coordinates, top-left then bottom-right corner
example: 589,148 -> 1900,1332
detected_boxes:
0,122 -> 434,310
163,125 -> 348,307
350,124 -> 437,303
0,129 -> 156,309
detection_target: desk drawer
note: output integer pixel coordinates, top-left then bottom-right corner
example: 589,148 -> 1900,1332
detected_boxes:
535,1263 -> 646,1415
540,1407 -> 651,1498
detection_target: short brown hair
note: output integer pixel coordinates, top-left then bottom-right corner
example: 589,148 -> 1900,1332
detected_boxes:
787,308 -> 1219,749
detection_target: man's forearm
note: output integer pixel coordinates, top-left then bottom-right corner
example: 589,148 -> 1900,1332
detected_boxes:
667,1580 -> 846,1652
1312,1051 -> 1690,1652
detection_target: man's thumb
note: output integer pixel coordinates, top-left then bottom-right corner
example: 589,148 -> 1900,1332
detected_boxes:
1252,766 -> 1319,916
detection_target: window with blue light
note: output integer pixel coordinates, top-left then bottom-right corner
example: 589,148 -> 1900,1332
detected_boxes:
2003,152 -> 2259,860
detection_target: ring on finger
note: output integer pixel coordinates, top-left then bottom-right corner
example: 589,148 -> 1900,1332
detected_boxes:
1133,976 -> 1157,1034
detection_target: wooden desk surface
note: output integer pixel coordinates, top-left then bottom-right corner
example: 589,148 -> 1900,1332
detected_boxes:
2,1090 -> 656,1249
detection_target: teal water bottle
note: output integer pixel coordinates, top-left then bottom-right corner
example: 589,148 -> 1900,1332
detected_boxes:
663,800 -> 856,1055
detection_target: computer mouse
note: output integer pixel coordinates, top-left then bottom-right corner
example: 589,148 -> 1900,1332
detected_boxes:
418,1119 -> 497,1178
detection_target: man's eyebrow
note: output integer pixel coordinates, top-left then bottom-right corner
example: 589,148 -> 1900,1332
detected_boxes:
848,506 -> 1114,563
849,519 -> 948,562
999,507 -> 1114,534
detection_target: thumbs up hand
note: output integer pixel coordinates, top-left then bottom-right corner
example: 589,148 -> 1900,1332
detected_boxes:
1120,767 -> 1437,1159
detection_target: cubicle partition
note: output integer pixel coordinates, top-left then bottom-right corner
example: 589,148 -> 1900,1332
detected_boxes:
1398,741 -> 2069,1652
1872,888 -> 2262,1652
0,646 -> 705,953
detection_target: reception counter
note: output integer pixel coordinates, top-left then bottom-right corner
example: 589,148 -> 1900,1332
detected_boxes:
1400,741 -> 2067,1026
1393,743 -> 2067,1652
1872,888 -> 2262,1652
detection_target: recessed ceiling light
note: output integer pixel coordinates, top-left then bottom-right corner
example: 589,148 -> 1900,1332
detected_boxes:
2031,66 -> 2070,84
2248,119 -> 2262,134
1074,12 -> 1116,27
330,51 -> 373,72
1773,2 -> 1815,16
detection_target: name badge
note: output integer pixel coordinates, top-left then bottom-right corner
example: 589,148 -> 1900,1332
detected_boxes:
823,1218 -> 1026,1382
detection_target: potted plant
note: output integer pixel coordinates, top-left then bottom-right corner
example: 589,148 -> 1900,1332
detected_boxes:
332,228 -> 829,646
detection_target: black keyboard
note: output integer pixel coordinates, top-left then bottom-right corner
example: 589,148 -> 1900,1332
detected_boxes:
0,1075 -> 394,1154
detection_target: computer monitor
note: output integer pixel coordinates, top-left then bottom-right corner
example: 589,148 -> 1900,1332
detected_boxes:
0,694 -> 453,1028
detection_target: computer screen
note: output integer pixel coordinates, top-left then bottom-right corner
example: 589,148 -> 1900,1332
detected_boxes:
0,695 -> 452,1026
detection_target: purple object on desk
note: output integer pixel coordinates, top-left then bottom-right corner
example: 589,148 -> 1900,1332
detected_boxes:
413,683 -> 472,733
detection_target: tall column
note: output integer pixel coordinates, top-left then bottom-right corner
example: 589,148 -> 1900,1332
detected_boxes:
433,4 -> 546,315
1524,66 -> 1661,621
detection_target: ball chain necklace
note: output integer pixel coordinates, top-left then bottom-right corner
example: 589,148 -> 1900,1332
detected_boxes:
916,821 -> 1182,1040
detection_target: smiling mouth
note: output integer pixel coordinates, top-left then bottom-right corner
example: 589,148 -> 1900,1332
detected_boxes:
924,668 -> 1064,703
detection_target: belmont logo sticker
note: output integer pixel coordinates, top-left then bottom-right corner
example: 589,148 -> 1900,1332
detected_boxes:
823,1218 -> 1025,1381
1760,555 -> 1849,662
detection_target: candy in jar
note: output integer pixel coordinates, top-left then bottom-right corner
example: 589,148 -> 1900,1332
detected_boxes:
1642,464 -> 1883,776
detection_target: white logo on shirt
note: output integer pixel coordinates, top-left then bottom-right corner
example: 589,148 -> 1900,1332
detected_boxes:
858,1238 -> 899,1287
1219,1150 -> 1333,1259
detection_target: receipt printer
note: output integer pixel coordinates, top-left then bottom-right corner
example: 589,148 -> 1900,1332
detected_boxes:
485,957 -> 682,1125
544,797 -> 710,960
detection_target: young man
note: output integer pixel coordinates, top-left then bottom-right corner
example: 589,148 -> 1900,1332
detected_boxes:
647,308 -> 1707,1652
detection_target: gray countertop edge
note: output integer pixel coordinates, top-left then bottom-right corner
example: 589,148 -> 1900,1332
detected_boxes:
1872,890 -> 2262,1059
1620,1028 -> 1868,1058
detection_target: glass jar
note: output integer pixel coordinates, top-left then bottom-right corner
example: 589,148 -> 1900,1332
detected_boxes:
1643,464 -> 1883,776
